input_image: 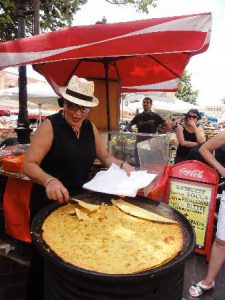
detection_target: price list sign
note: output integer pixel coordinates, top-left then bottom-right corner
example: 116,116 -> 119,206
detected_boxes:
168,180 -> 212,248
164,161 -> 219,260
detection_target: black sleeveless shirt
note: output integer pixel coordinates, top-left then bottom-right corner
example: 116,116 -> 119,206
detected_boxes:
175,126 -> 197,163
29,111 -> 96,220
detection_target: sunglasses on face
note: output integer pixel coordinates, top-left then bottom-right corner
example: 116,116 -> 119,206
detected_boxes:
65,100 -> 90,113
188,115 -> 198,119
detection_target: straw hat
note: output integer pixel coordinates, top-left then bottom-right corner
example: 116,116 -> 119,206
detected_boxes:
59,75 -> 99,107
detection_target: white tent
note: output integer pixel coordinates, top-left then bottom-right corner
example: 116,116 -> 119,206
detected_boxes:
154,98 -> 199,114
0,82 -> 59,123
0,82 -> 58,106
122,93 -> 200,115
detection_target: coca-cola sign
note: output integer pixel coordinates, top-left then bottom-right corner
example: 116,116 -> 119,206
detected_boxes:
179,168 -> 203,178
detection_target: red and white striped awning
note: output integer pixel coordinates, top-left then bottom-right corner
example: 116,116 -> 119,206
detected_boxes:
0,12 -> 211,93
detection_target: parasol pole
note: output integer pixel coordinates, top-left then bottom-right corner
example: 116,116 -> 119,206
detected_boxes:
104,60 -> 111,145
15,0 -> 31,144
32,0 -> 40,36
104,60 -> 111,142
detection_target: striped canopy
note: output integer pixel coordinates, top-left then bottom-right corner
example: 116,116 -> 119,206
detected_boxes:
0,12 -> 211,94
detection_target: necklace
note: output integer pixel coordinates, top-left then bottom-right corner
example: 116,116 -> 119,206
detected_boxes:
72,127 -> 80,138
62,111 -> 80,138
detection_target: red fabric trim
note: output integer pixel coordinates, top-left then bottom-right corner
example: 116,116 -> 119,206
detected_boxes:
3,178 -> 32,243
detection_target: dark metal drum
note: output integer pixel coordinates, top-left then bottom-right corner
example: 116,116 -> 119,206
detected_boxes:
31,192 -> 196,300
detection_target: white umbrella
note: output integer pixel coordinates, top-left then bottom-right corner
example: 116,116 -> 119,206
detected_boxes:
0,82 -> 58,105
125,93 -> 199,114
0,82 -> 59,124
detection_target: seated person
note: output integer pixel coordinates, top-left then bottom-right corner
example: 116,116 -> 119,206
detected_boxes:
175,109 -> 205,163
189,131 -> 225,297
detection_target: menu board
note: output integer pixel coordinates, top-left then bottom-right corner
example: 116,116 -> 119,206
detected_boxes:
168,179 -> 213,249
163,160 -> 219,260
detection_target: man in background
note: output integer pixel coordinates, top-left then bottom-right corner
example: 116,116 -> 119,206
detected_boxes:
127,97 -> 170,167
127,97 -> 171,134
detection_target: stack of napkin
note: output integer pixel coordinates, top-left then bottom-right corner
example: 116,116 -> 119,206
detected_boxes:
83,163 -> 156,197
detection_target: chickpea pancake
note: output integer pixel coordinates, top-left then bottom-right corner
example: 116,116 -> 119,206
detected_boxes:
42,202 -> 183,274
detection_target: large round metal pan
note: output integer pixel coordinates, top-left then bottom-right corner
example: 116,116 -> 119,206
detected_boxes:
31,191 -> 195,281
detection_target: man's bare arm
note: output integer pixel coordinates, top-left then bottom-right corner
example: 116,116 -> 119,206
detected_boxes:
160,121 -> 171,133
127,123 -> 133,132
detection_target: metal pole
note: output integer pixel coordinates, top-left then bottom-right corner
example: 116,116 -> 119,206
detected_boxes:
15,0 -> 31,144
32,0 -> 41,123
104,61 -> 111,132
32,0 -> 40,35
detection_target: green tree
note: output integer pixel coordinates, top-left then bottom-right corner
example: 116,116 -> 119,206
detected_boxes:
105,0 -> 157,13
0,0 -> 88,41
0,0 -> 157,42
175,70 -> 199,105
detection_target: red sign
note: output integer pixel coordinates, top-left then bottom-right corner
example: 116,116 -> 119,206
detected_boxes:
163,160 -> 219,261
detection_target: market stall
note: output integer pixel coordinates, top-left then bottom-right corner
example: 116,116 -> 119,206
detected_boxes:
0,13 -> 212,244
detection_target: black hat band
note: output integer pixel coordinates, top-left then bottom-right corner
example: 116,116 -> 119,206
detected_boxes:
66,88 -> 93,102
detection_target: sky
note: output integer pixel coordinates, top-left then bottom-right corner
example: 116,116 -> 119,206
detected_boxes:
71,0 -> 225,107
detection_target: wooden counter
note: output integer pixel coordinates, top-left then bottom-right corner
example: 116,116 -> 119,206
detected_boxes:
0,167 -> 29,180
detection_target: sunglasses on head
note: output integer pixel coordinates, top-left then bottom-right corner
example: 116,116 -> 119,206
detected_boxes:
64,100 -> 90,113
188,114 -> 198,119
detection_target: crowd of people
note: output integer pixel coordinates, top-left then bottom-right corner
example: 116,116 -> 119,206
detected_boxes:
169,115 -> 225,133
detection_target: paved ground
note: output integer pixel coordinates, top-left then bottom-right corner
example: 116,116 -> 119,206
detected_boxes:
0,239 -> 225,300
183,253 -> 225,300
0,243 -> 29,300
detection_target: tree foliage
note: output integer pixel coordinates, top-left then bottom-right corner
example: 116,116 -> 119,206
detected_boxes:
0,0 -> 87,41
175,70 -> 199,105
0,0 -> 157,42
0,0 -> 17,41
105,0 -> 157,13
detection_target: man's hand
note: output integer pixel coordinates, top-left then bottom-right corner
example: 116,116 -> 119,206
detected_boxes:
160,121 -> 171,133
127,123 -> 133,132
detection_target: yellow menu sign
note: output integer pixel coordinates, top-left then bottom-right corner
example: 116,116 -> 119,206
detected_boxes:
168,181 -> 212,248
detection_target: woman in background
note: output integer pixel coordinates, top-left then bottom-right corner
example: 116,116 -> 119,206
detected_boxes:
175,109 -> 205,163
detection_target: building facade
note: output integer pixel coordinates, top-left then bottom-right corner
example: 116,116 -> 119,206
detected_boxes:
0,69 -> 39,89
204,99 -> 225,119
